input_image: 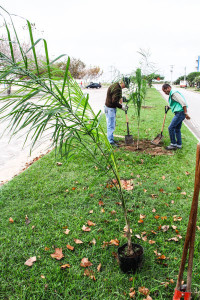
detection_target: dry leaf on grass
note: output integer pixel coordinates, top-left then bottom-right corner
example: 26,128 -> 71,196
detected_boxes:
74,238 -> 83,244
140,214 -> 146,219
89,238 -> 96,245
138,286 -> 150,296
60,264 -> 70,269
82,225 -> 91,232
25,256 -> 36,267
87,220 -> 96,226
149,240 -> 156,244
25,215 -> 31,225
64,229 -> 70,235
9,217 -> 14,223
84,269 -> 96,280
50,248 -> 64,260
97,263 -> 102,272
129,290 -> 136,298
66,244 -> 74,251
154,215 -> 160,219
173,215 -> 182,222
109,239 -> 120,246
80,257 -> 93,267
143,296 -> 152,300
162,225 -> 169,232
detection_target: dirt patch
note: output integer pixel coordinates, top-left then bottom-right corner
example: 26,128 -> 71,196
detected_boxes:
141,105 -> 154,109
117,139 -> 174,156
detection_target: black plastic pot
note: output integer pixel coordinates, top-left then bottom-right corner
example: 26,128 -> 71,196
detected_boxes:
117,243 -> 144,273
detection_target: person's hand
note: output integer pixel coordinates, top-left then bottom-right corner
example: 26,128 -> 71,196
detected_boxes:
121,103 -> 128,111
185,113 -> 190,120
119,98 -> 123,104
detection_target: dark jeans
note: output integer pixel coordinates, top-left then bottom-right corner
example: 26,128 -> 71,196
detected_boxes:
168,111 -> 185,146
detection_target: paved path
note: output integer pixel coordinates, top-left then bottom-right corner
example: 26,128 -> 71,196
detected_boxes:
0,87 -> 107,184
154,84 -> 200,142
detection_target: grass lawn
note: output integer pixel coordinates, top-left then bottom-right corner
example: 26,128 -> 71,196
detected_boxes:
0,87 -> 199,300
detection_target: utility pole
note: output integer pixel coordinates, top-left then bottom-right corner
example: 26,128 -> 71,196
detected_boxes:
170,65 -> 174,86
184,66 -> 186,81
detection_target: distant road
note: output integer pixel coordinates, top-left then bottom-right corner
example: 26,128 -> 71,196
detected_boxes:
0,87 -> 107,184
154,84 -> 200,141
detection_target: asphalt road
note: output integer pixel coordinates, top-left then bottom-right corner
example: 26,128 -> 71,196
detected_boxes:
0,87 -> 107,184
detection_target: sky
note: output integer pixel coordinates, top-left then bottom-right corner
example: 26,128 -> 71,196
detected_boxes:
0,0 -> 200,82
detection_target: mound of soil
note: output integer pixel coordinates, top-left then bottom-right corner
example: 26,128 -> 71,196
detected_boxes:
117,139 -> 174,156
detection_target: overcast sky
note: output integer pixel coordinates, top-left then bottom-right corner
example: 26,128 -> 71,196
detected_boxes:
1,0 -> 200,81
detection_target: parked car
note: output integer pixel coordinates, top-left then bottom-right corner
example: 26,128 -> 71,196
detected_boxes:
86,82 -> 101,89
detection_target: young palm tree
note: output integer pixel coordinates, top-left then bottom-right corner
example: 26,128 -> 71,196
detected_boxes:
0,7 -> 134,255
129,69 -> 147,149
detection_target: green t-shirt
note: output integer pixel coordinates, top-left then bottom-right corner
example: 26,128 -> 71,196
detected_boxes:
169,89 -> 188,113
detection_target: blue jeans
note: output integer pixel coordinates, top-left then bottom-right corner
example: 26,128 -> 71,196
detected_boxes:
105,106 -> 116,143
168,111 -> 185,146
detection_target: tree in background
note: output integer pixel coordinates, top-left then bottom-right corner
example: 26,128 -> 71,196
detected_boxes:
144,73 -> 164,87
187,72 -> 200,86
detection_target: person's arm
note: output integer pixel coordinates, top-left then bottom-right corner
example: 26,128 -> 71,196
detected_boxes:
183,106 -> 190,120
172,93 -> 190,119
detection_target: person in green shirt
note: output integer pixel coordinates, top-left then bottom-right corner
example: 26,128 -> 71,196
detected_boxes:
162,84 -> 190,150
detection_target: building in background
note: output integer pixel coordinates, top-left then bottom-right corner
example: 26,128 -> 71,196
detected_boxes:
196,56 -> 200,71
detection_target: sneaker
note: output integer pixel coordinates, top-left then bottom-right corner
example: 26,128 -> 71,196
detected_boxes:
110,142 -> 119,147
176,145 -> 182,149
165,144 -> 177,150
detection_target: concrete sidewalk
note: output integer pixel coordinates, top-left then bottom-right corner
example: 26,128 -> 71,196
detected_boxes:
0,87 -> 107,185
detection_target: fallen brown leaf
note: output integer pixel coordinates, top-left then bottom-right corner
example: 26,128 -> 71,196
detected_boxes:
50,248 -> 64,260
66,244 -> 74,251
97,263 -> 102,272
9,217 -> 14,223
25,256 -> 36,267
84,269 -> 96,280
109,239 -> 119,246
140,214 -> 146,219
162,225 -> 169,232
82,225 -> 91,232
60,264 -> 70,269
89,238 -> 96,245
129,290 -> 136,298
149,240 -> 156,244
138,219 -> 144,223
25,215 -> 31,225
173,216 -> 182,222
80,257 -> 93,267
138,286 -> 150,296
135,234 -> 141,239
87,220 -> 96,226
143,296 -> 152,300
64,229 -> 70,235
74,238 -> 83,244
